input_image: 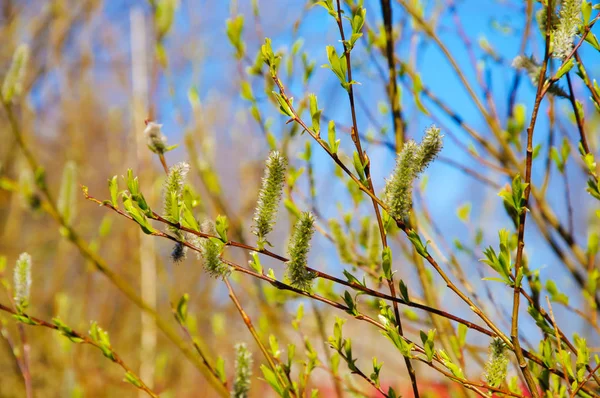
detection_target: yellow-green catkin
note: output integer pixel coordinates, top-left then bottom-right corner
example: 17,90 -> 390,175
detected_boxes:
286,212 -> 316,290
252,151 -> 287,249
484,338 -> 509,387
384,125 -> 443,220
552,0 -> 582,59
231,343 -> 253,398
13,253 -> 32,311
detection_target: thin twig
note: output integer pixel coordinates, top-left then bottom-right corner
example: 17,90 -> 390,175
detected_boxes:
0,303 -> 159,398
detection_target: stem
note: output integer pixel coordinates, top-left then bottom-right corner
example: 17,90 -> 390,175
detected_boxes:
171,306 -> 228,390
334,2 -> 420,394
224,278 -> 292,393
0,303 -> 159,398
380,0 -> 405,149
90,192 -> 599,396
509,6 -> 554,396
565,72 -> 590,156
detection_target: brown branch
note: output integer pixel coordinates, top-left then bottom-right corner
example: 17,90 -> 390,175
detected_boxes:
509,5 -> 553,396
88,191 -> 599,396
333,2 -> 420,395
170,305 -> 227,390
224,278 -> 292,393
0,303 -> 159,398
380,0 -> 406,149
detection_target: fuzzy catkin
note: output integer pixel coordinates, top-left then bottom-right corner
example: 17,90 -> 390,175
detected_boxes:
144,122 -> 168,154
231,343 -> 253,398
384,140 -> 418,220
252,152 -> 287,248
384,126 -> 443,220
512,55 -> 569,97
197,221 -> 230,278
552,0 -> 582,59
164,162 -> 190,261
163,162 -> 190,223
484,338 -> 509,387
286,212 -> 316,290
14,253 -> 32,310
414,126 -> 443,173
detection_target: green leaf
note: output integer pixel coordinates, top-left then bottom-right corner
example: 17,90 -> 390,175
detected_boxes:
240,81 -> 254,101
413,75 -> 429,115
89,321 -> 115,361
308,94 -> 321,136
352,151 -> 366,181
124,371 -> 143,388
584,32 -> 600,52
550,147 -> 564,173
313,0 -> 337,19
582,1 -> 592,24
588,232 -> 599,256
34,166 -> 46,189
53,317 -> 84,343
456,202 -> 471,222
108,176 -> 118,208
176,293 -> 189,323
555,59 -> 575,80
216,356 -> 226,383
272,91 -> 294,118
292,303 -> 304,330
419,329 -> 436,362
180,203 -> 200,231
323,46 -> 348,90
283,198 -> 301,218
327,121 -> 340,154
407,229 -> 429,257
226,15 -> 245,59
260,364 -> 286,397
215,215 -> 228,243
532,143 -> 542,160
574,334 -> 590,382
122,195 -> 155,235
154,0 -> 177,38
439,349 -> 464,379
382,247 -> 393,280
341,291 -> 359,316
381,323 -> 414,358
13,314 -> 39,325
546,280 -> 569,305
269,334 -> 281,358
398,280 -> 409,302
342,270 -> 365,288
370,356 -> 383,386
58,161 -> 77,225
457,324 -> 467,348
249,251 -> 263,274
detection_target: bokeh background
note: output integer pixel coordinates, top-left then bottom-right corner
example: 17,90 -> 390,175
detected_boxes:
1,0 -> 599,397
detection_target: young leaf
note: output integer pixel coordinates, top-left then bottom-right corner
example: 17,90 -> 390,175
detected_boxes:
108,175 -> 118,208
215,215 -> 229,243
